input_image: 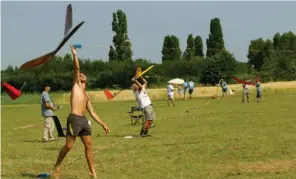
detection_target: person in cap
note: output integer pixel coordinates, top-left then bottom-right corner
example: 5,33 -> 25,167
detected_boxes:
40,83 -> 58,142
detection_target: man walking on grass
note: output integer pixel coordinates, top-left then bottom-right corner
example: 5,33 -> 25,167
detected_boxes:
53,45 -> 110,179
40,83 -> 58,142
131,76 -> 155,137
242,83 -> 250,103
167,82 -> 175,106
220,79 -> 228,99
256,77 -> 263,102
188,79 -> 194,99
183,79 -> 188,99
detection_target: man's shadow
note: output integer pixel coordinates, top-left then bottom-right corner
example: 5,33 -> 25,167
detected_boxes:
20,172 -> 37,178
20,139 -> 42,143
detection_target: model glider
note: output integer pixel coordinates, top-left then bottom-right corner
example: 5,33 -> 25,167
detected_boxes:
104,65 -> 154,100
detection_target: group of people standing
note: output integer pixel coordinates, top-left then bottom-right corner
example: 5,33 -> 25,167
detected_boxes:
165,77 -> 263,105
241,77 -> 263,103
167,79 -> 195,106
218,78 -> 263,103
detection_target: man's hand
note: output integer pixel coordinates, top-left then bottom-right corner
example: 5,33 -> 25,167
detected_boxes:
102,124 -> 110,134
70,45 -> 77,55
52,106 -> 59,111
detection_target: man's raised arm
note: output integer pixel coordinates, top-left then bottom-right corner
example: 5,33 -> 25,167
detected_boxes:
70,45 -> 80,84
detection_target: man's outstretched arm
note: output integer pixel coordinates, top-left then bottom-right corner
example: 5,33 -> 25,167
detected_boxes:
70,45 -> 80,85
86,97 -> 110,134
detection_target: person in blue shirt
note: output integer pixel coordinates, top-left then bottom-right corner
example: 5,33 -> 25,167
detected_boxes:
219,79 -> 228,99
256,77 -> 263,102
183,80 -> 188,100
40,83 -> 58,142
188,79 -> 195,99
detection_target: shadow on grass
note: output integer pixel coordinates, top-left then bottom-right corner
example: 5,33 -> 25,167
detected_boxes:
20,139 -> 42,143
21,139 -> 62,143
43,147 -> 60,151
20,172 -> 37,178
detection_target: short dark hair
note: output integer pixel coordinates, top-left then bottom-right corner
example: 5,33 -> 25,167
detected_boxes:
43,83 -> 50,90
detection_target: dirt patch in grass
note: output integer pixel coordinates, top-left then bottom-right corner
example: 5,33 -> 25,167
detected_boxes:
217,159 -> 296,172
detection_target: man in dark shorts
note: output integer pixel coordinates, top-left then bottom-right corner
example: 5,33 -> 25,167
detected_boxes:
53,45 -> 110,179
66,113 -> 92,136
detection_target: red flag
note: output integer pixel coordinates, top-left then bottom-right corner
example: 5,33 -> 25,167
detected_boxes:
1,82 -> 22,100
104,89 -> 114,100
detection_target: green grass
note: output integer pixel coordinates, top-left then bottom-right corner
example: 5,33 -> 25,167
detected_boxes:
1,90 -> 296,179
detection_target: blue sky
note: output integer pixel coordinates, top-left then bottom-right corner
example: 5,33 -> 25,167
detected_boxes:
2,1 -> 296,69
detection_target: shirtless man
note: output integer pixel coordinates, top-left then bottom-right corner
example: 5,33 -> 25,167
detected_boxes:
53,45 -> 110,179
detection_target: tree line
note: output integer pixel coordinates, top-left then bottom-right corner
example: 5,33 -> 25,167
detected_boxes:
1,9 -> 296,93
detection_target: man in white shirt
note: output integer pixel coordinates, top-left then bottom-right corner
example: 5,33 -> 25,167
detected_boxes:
188,79 -> 194,99
167,82 -> 175,106
131,76 -> 155,137
242,80 -> 251,103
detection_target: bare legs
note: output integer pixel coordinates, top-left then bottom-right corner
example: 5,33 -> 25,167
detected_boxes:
242,93 -> 250,103
80,135 -> 96,178
140,120 -> 153,137
167,96 -> 175,106
53,136 -> 76,179
53,135 -> 96,179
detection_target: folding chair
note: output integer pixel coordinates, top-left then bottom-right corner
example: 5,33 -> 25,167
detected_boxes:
128,106 -> 144,125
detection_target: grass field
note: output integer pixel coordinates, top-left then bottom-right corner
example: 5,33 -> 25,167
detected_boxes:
1,84 -> 296,179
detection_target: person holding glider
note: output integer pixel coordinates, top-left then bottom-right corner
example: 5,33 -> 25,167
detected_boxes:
131,76 -> 155,137
53,45 -> 110,179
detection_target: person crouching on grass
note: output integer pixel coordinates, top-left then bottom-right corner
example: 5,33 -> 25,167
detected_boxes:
131,76 -> 155,137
